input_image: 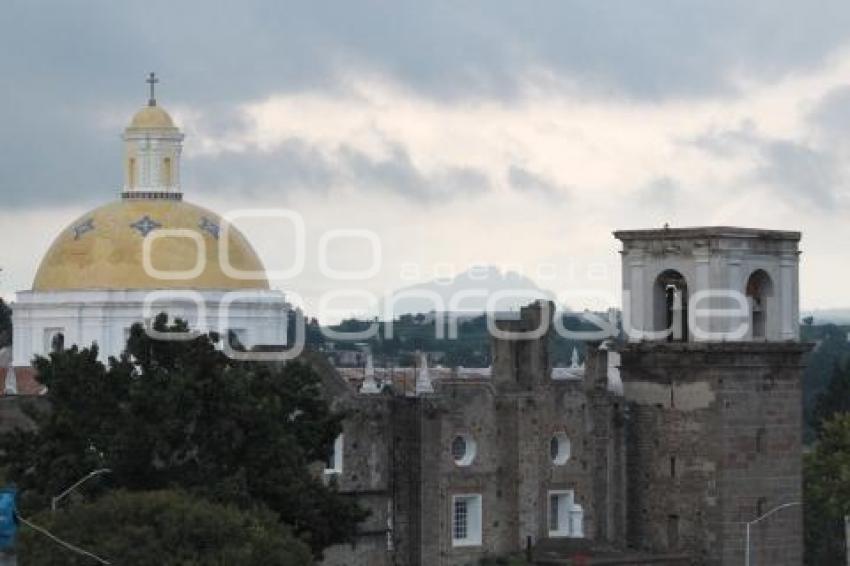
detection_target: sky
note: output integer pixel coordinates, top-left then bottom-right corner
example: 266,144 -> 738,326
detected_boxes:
2,1 -> 850,320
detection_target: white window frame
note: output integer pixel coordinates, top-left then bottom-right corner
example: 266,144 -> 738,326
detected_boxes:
548,490 -> 583,538
324,434 -> 343,475
451,494 -> 482,547
451,433 -> 477,467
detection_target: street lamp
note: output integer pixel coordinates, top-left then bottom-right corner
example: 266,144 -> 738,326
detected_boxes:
744,501 -> 801,566
51,469 -> 111,512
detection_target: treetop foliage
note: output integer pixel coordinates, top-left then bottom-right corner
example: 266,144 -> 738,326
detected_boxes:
0,298 -> 11,348
0,314 -> 367,558
18,489 -> 314,565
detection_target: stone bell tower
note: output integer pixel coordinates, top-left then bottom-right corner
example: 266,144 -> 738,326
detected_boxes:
614,227 -> 808,565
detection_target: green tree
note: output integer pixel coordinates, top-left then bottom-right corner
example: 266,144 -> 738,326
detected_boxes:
811,361 -> 850,434
19,489 -> 313,565
805,414 -> 850,564
1,314 -> 367,557
802,323 -> 850,434
0,298 -> 11,348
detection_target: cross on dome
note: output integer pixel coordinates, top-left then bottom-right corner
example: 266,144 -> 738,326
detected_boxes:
146,72 -> 159,107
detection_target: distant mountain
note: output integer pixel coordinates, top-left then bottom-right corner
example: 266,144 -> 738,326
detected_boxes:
379,266 -> 556,318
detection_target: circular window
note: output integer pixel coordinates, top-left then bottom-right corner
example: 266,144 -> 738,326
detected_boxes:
451,434 -> 477,466
550,432 -> 571,465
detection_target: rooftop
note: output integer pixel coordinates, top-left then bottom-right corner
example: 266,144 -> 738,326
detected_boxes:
613,226 -> 801,242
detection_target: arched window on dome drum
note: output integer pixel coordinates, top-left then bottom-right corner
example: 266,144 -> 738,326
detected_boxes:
162,157 -> 172,187
128,158 -> 136,189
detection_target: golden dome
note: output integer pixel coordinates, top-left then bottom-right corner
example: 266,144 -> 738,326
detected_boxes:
128,105 -> 176,129
33,199 -> 270,291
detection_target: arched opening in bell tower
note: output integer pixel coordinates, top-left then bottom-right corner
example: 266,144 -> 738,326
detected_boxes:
746,269 -> 774,340
653,270 -> 688,342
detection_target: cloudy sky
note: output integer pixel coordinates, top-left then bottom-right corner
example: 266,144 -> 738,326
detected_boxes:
2,1 -> 850,319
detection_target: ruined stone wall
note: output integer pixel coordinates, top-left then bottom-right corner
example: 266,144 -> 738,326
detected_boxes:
408,373 -> 612,565
620,342 -> 808,566
321,395 -> 396,566
322,302 -> 623,565
418,382 -> 511,565
585,344 -> 627,546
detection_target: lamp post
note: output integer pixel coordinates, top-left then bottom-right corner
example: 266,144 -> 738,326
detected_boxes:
51,469 -> 111,512
744,501 -> 801,566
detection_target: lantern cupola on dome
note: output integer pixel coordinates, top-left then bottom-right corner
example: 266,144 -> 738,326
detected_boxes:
122,72 -> 184,200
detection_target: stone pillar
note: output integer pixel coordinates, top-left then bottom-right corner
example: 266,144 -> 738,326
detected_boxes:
721,251 -> 742,340
626,258 -> 645,341
779,255 -> 796,340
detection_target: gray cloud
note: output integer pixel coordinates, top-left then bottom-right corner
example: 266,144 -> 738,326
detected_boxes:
690,123 -> 841,210
689,120 -> 759,157
507,165 -> 569,202
339,142 -> 490,202
6,1 -> 849,105
809,85 -> 850,137
0,103 -> 120,209
753,140 -> 839,209
634,176 -> 680,209
5,1 -> 850,208
188,138 -> 490,203
187,139 -> 337,198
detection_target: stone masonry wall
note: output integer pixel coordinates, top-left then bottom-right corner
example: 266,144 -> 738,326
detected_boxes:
620,342 -> 808,566
321,395 -> 396,566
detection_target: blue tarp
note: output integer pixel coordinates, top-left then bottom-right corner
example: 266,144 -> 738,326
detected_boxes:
0,488 -> 17,550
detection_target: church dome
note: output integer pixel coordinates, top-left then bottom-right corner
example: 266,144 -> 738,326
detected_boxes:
32,199 -> 270,291
128,105 -> 176,129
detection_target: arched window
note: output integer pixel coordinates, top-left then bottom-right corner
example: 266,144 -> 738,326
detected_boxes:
128,158 -> 136,188
654,270 -> 688,341
746,270 -> 774,339
162,157 -> 172,186
51,332 -> 64,353
44,328 -> 65,353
